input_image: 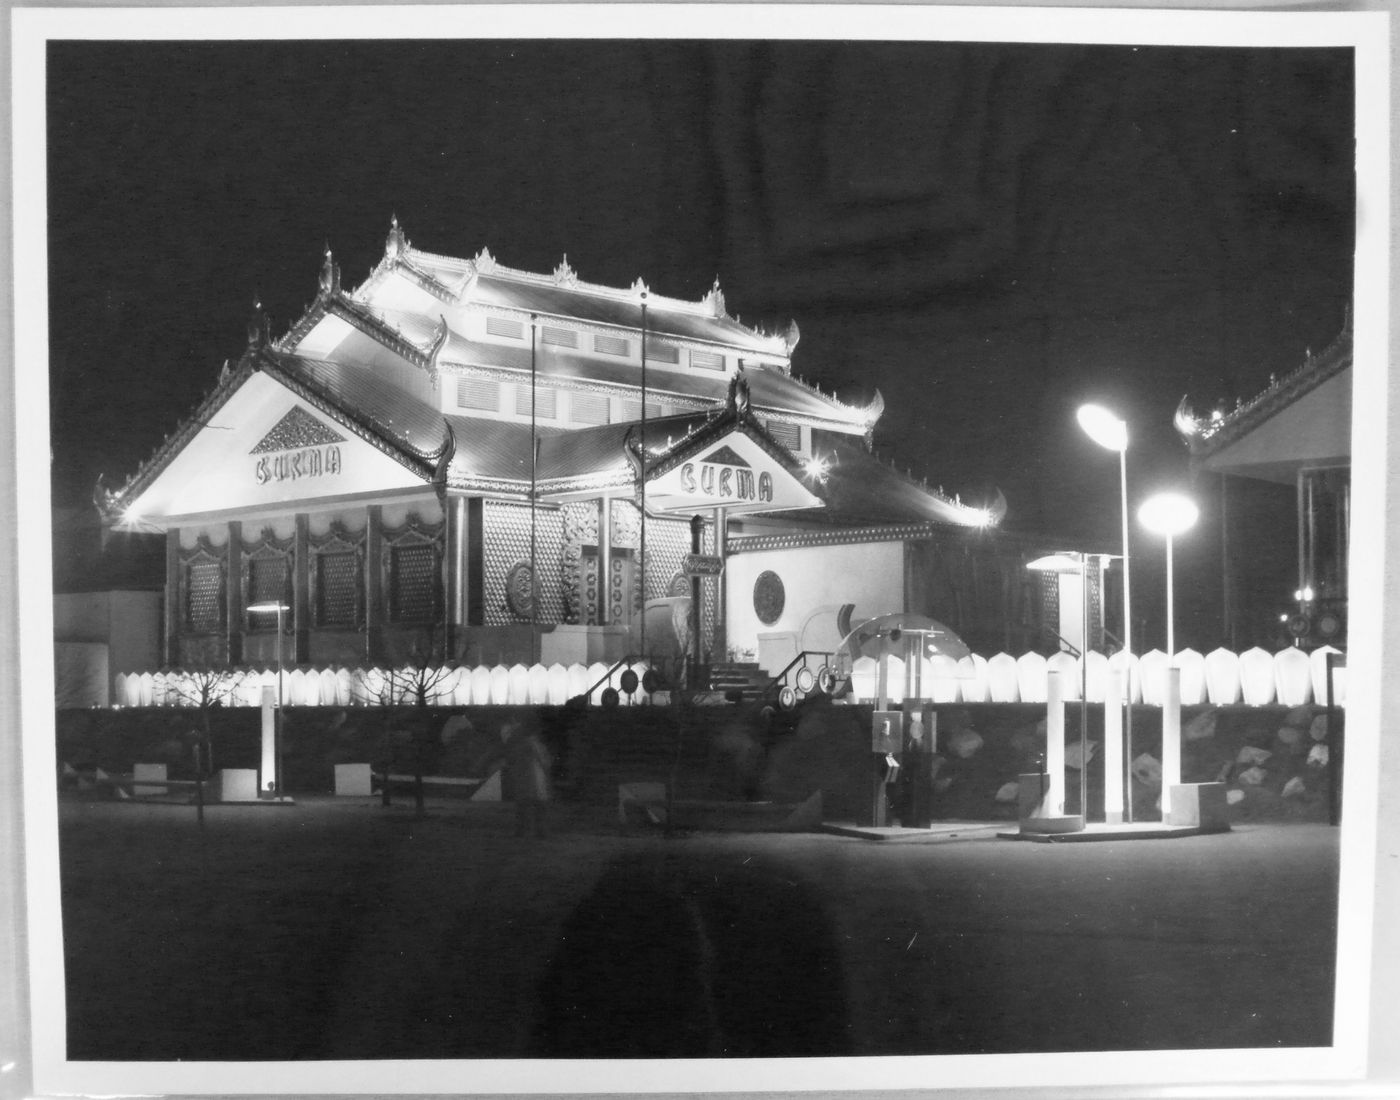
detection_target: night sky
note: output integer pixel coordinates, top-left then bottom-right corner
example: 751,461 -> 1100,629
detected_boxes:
44,35 -> 1355,643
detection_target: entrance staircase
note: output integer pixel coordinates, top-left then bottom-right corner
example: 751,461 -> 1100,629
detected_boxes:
705,662 -> 771,703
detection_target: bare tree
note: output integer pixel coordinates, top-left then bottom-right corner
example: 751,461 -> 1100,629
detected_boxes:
167,665 -> 240,823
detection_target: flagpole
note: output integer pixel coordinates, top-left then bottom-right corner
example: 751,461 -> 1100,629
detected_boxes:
530,314 -> 538,667
639,291 -> 648,663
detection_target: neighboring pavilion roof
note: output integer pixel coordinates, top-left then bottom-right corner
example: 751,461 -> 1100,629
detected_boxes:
1174,309 -> 1352,482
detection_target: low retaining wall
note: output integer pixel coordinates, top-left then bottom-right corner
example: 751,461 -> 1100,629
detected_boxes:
54,699 -> 1338,825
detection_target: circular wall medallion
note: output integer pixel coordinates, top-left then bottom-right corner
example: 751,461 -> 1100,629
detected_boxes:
753,570 -> 785,626
505,561 -> 537,619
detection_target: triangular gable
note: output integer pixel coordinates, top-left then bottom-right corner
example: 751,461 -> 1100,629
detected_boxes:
646,427 -> 822,515
122,370 -> 428,527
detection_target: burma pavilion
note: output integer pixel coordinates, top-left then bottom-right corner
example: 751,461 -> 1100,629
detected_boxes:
98,218 -> 1074,683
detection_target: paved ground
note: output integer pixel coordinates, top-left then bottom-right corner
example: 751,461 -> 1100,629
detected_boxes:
56,795 -> 1337,1060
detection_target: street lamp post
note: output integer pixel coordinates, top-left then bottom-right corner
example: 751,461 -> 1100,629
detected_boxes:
248,600 -> 288,799
1077,403 -> 1133,823
1138,492 -> 1199,664
1028,552 -> 1091,820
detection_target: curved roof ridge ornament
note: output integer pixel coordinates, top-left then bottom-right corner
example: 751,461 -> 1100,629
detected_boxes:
1173,395 -> 1202,439
783,319 -> 801,355
432,419 -> 457,487
425,314 -> 450,388
93,473 -> 120,519
985,489 -> 1008,526
385,214 -> 409,263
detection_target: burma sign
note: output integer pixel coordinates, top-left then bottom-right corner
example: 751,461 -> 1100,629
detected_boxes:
251,406 -> 347,486
678,457 -> 774,504
682,553 -> 724,577
647,433 -> 822,515
255,445 -> 343,485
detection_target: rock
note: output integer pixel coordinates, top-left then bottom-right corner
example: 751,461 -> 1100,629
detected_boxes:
1238,766 -> 1267,786
1009,731 -> 1041,758
1131,753 -> 1161,787
1226,788 -> 1245,805
1310,715 -> 1329,741
1283,705 -> 1314,730
1183,711 -> 1217,742
1237,746 -> 1273,766
1282,776 -> 1307,799
933,777 -> 954,794
947,728 -> 983,759
1307,744 -> 1329,768
1275,724 -> 1304,748
1065,740 -> 1097,770
994,781 -> 1020,804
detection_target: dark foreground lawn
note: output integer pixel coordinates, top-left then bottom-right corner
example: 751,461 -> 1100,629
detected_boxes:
57,796 -> 1338,1060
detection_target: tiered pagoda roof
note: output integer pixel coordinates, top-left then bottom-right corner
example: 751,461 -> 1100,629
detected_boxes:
100,218 -> 997,531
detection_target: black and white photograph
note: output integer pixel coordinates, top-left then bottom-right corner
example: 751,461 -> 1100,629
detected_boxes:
5,4 -> 1397,1097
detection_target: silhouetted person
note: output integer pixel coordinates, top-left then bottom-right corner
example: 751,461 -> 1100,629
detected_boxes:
503,720 -> 552,837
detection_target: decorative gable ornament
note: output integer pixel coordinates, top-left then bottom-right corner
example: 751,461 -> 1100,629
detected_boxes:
473,247 -> 498,274
252,406 -> 346,454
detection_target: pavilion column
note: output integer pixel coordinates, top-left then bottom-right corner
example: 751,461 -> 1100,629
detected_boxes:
164,528 -> 180,667
597,495 -> 611,625
293,513 -> 310,665
465,497 -> 485,627
365,505 -> 384,664
713,505 -> 728,660
225,520 -> 243,665
444,494 -> 468,658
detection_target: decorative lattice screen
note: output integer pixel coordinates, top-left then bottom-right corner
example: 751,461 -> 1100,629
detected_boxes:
390,543 -> 438,623
185,560 -> 223,632
316,552 -> 359,627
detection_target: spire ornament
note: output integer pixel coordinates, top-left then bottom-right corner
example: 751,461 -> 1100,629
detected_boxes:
552,255 -> 578,287
385,214 -> 408,262
246,297 -> 270,350
703,277 -> 727,318
318,246 -> 341,299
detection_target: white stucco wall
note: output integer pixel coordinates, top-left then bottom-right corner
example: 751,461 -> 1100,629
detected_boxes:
724,540 -> 905,672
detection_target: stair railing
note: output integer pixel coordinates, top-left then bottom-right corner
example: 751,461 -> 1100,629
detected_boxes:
758,650 -> 839,710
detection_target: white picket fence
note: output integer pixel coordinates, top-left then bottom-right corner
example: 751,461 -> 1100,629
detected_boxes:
113,645 -> 1345,710
112,661 -> 657,709
846,645 -> 1346,708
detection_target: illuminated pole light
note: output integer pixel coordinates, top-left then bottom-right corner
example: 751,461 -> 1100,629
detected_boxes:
1027,552 -> 1090,819
1138,492 -> 1199,665
1077,402 -> 1133,823
247,600 -> 289,798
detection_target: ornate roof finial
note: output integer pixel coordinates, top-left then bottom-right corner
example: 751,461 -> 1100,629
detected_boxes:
552,254 -> 577,287
703,276 -> 727,318
630,276 -> 650,298
473,246 -> 498,274
246,297 -> 269,350
318,245 -> 341,299
385,214 -> 408,262
727,363 -> 751,417
783,318 -> 801,353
